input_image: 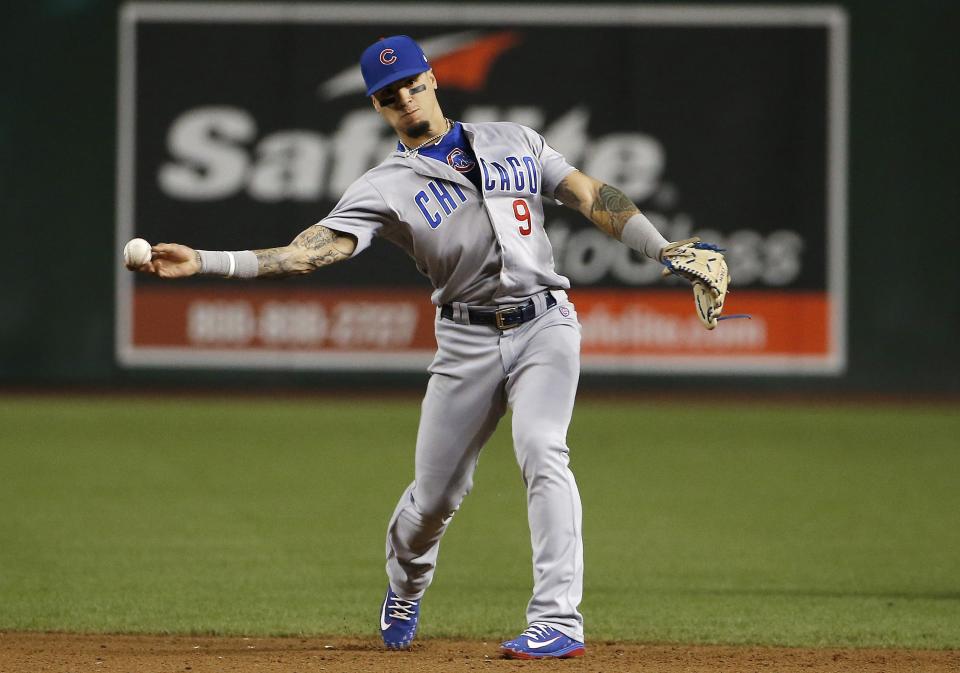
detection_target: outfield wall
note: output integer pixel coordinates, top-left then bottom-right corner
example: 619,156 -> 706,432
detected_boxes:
1,0 -> 957,392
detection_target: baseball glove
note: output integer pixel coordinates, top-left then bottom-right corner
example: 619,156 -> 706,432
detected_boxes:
660,237 -> 729,330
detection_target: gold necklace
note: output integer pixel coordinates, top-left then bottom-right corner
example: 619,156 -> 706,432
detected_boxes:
401,118 -> 453,157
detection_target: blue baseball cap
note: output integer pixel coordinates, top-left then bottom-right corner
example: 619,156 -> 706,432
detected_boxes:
360,35 -> 430,96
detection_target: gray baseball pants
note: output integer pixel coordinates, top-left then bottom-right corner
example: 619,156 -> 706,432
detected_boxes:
385,292 -> 584,641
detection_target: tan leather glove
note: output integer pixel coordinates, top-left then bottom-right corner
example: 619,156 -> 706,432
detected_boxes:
660,237 -> 730,330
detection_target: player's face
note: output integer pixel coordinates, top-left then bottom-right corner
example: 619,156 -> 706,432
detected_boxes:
371,70 -> 440,138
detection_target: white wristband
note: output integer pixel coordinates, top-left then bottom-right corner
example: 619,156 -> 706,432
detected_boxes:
620,212 -> 669,261
197,250 -> 259,278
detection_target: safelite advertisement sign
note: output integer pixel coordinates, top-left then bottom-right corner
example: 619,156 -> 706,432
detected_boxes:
117,3 -> 847,374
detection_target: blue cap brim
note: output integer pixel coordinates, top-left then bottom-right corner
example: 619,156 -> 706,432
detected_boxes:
366,65 -> 430,96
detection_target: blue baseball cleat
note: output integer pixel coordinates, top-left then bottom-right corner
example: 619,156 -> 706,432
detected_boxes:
379,587 -> 421,650
500,623 -> 585,659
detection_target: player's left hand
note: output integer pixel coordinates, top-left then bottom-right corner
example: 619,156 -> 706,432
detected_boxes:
659,237 -> 730,330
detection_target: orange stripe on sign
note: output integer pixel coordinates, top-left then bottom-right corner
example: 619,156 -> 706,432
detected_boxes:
569,289 -> 829,356
132,286 -> 830,359
133,286 -> 439,351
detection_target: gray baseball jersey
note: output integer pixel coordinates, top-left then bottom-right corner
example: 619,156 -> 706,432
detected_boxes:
320,122 -> 577,305
324,121 -> 585,642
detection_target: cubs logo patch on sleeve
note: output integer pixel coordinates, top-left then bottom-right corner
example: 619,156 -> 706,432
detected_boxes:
446,148 -> 476,173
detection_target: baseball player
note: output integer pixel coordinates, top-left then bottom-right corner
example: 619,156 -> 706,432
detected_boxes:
132,35 -> 726,659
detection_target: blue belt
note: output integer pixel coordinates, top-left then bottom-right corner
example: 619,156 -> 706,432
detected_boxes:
441,292 -> 557,330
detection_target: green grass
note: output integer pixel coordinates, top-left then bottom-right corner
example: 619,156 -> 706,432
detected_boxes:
0,396 -> 957,648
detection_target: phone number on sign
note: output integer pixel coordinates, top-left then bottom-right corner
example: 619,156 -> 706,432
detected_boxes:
186,300 -> 419,348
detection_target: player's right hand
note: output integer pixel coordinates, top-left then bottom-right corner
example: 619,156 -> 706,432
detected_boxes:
138,243 -> 201,279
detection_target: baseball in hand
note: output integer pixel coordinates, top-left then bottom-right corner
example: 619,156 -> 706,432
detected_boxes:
124,238 -> 152,268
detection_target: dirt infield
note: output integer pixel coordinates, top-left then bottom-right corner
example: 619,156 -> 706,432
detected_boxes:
2,633 -> 958,673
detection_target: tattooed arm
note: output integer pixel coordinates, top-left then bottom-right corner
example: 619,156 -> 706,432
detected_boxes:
253,225 -> 357,278
144,226 -> 357,280
553,171 -> 668,260
553,171 -> 639,241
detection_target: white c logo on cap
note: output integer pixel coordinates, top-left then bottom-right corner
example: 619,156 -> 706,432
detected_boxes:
379,48 -> 397,65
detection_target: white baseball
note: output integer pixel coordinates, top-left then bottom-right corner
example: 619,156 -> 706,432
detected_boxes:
124,238 -> 152,267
